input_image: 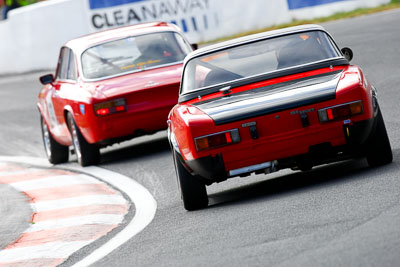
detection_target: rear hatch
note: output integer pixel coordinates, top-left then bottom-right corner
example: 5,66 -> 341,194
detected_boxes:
191,69 -> 347,171
94,64 -> 183,113
193,70 -> 342,126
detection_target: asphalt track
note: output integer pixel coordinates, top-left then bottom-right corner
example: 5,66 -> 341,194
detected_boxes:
0,9 -> 399,267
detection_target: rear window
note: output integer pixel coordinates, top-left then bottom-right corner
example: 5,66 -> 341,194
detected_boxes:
181,31 -> 341,94
82,32 -> 191,80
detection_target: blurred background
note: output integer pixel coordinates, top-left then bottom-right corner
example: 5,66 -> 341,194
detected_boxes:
0,0 -> 396,74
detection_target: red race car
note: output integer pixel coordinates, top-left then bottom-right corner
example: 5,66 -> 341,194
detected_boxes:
38,22 -> 193,166
168,24 -> 393,211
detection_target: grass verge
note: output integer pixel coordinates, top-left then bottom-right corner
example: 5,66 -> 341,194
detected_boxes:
202,0 -> 400,44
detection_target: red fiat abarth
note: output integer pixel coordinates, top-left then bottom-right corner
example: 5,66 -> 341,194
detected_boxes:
38,22 -> 193,166
168,24 -> 392,211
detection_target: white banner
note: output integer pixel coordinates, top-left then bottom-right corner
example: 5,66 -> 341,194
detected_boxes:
86,0 -> 218,42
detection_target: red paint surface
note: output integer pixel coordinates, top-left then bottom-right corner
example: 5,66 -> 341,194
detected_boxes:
170,65 -> 375,171
38,23 -> 191,146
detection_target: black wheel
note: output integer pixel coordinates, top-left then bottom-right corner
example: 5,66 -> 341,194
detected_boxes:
67,113 -> 100,167
40,116 -> 69,164
173,152 -> 208,211
365,107 -> 393,167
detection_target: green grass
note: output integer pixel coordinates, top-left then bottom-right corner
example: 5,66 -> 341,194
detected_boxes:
202,0 -> 400,44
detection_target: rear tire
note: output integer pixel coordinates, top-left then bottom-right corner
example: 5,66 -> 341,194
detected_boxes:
173,152 -> 208,211
67,113 -> 100,167
40,116 -> 69,164
365,107 -> 392,167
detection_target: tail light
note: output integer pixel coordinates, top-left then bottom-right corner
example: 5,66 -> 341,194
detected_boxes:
94,98 -> 126,116
318,100 -> 363,122
195,129 -> 240,152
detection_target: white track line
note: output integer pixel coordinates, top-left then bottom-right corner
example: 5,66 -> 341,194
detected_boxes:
24,214 -> 125,233
33,195 -> 127,212
10,174 -> 101,191
0,156 -> 157,267
0,241 -> 92,262
0,170 -> 30,176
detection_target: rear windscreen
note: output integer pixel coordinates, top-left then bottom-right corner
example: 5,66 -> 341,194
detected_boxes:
82,32 -> 191,80
181,31 -> 341,94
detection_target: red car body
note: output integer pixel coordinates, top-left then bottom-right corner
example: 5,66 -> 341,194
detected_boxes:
168,25 -> 392,210
38,22 -> 193,166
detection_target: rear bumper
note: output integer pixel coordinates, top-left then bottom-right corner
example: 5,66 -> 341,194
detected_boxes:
82,106 -> 172,146
184,116 -> 376,184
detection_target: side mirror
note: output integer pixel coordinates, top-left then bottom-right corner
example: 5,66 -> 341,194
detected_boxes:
341,47 -> 353,62
39,74 -> 54,85
191,43 -> 198,50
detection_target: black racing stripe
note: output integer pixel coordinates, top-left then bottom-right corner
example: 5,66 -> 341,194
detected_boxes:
193,70 -> 342,125
178,58 -> 348,103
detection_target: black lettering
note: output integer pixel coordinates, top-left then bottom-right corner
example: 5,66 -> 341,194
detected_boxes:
141,4 -> 157,20
92,14 -> 104,29
158,2 -> 171,17
169,0 -> 188,15
114,10 -> 124,26
189,0 -> 203,11
166,1 -> 175,15
127,9 -> 141,23
104,13 -> 114,27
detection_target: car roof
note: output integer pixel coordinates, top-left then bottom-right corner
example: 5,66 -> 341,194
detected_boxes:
65,22 -> 182,55
186,24 -> 328,62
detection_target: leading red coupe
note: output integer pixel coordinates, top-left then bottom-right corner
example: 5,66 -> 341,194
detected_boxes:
38,22 -> 193,166
168,24 -> 393,211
